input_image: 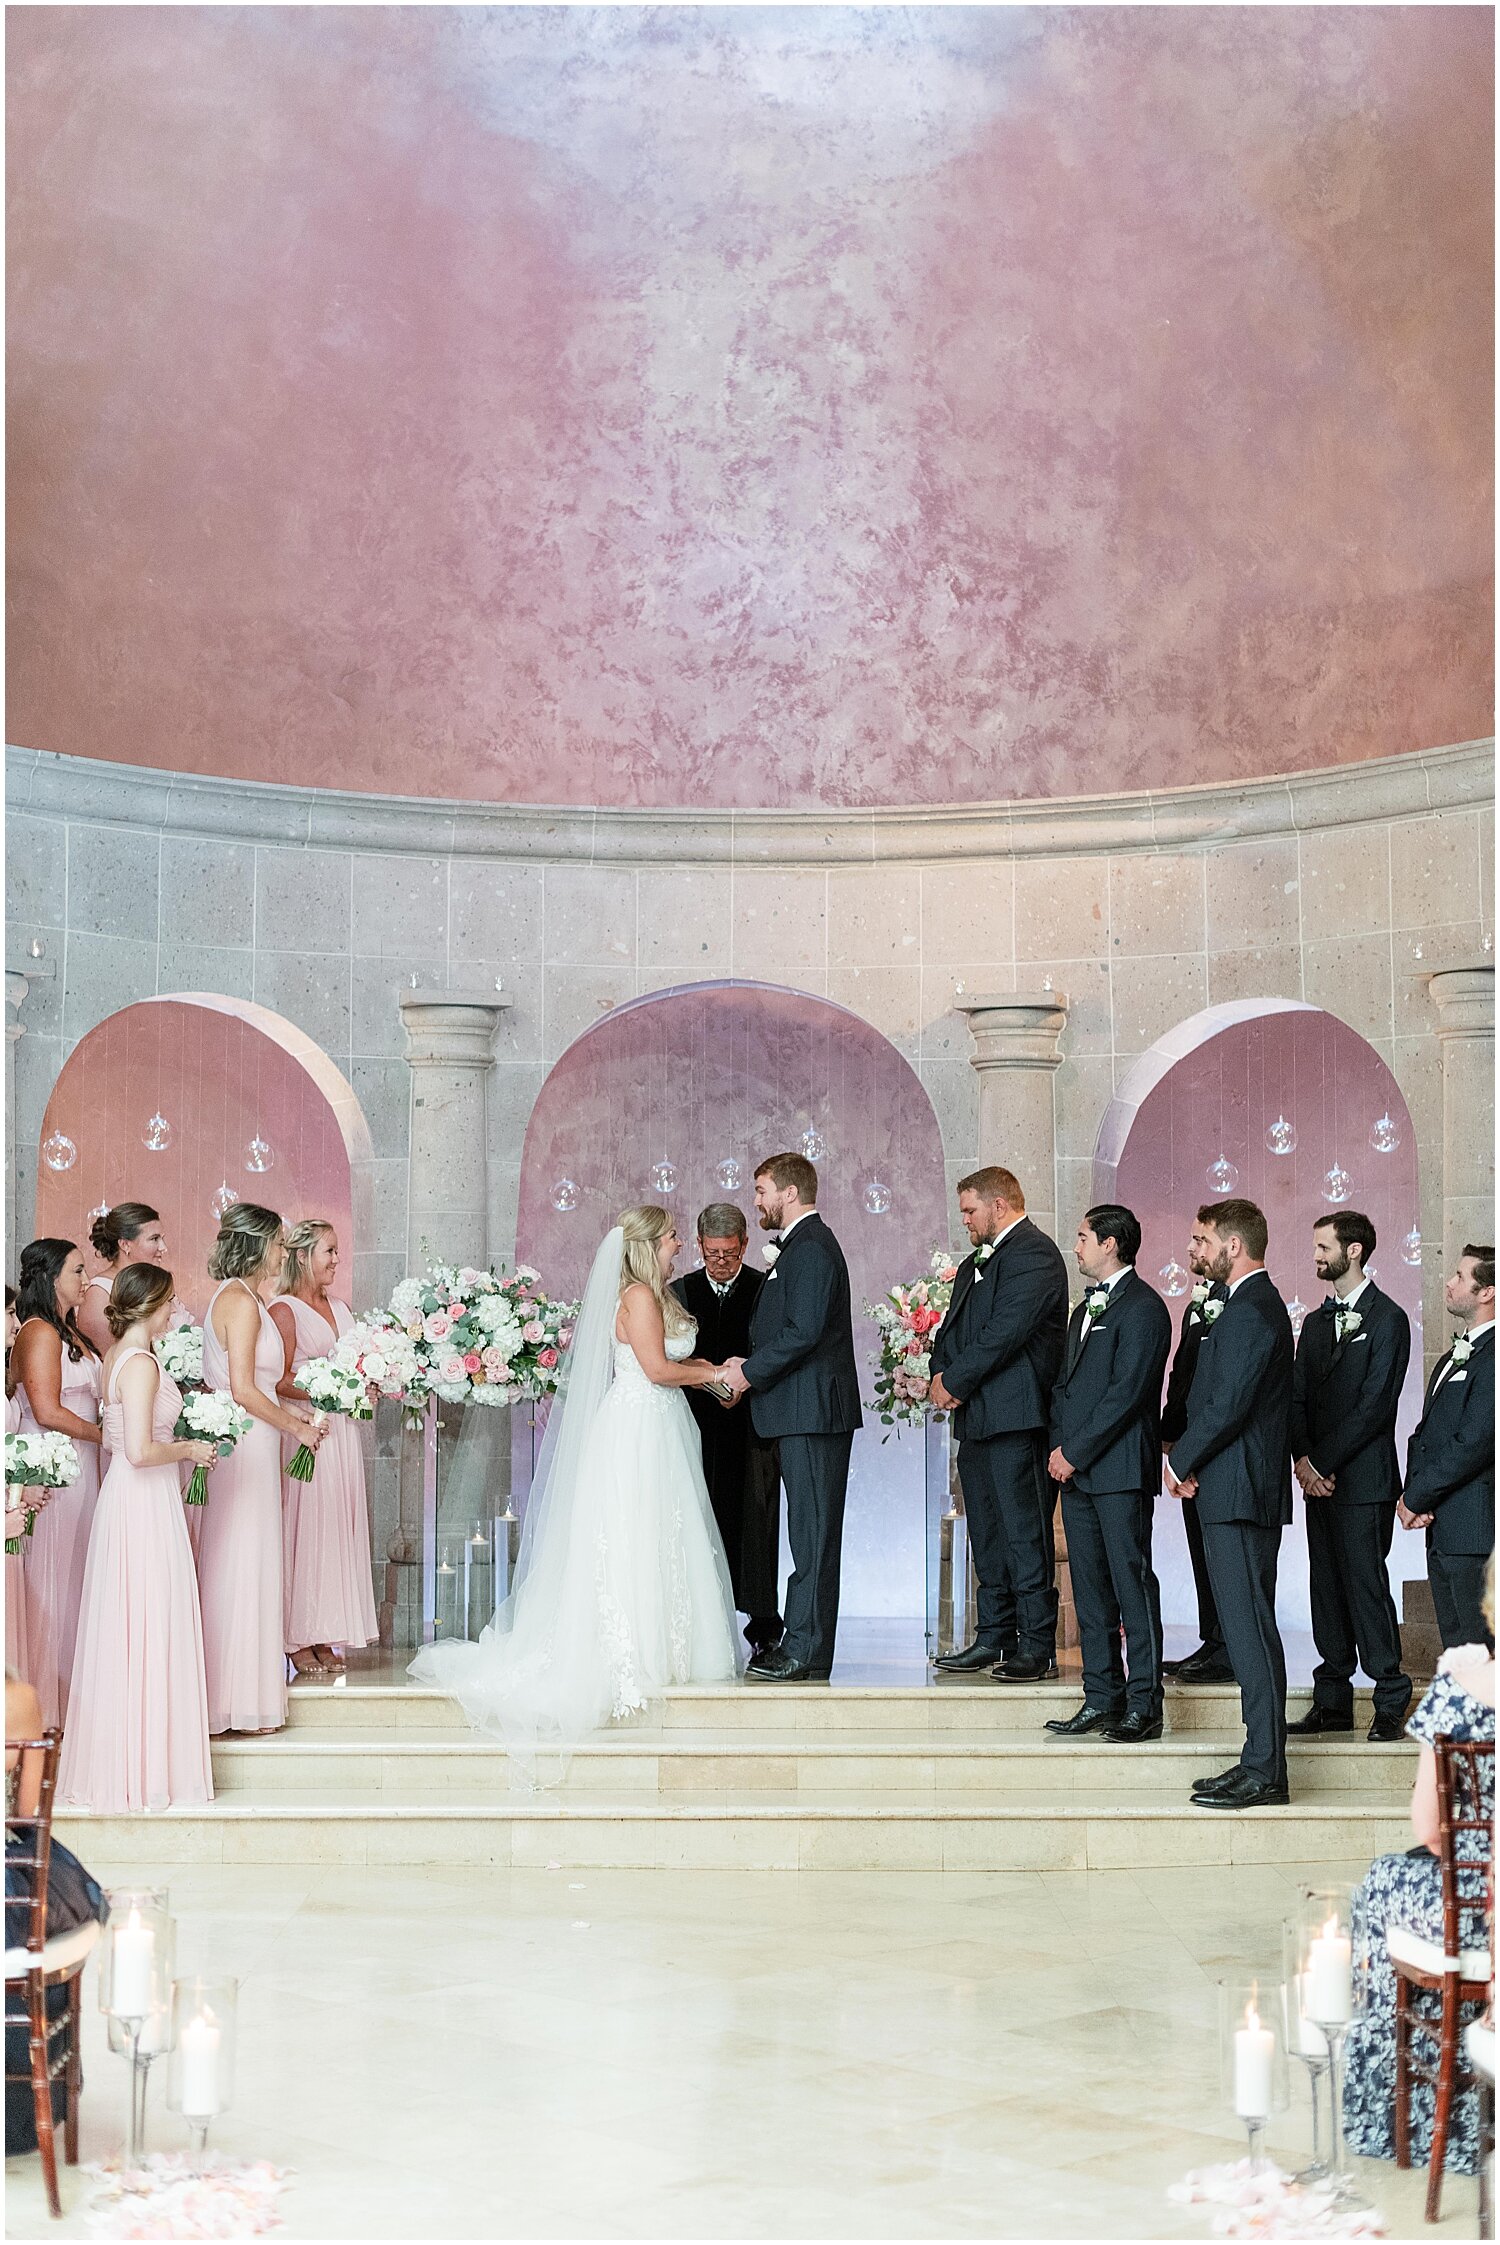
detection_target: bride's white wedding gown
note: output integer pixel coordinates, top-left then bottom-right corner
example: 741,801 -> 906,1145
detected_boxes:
411,1322 -> 739,1745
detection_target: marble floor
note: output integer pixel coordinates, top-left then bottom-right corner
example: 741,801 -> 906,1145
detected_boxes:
6,1857 -> 1474,2241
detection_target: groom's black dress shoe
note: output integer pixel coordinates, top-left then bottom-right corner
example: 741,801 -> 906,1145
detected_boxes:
933,1641 -> 1011,1673
1043,1704 -> 1122,1737
1192,1772 -> 1289,1810
745,1647 -> 828,1683
990,1654 -> 1057,1683
1102,1711 -> 1164,1743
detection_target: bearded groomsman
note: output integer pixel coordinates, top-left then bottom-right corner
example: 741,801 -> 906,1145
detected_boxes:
1044,1205 -> 1171,1741
1160,1250 -> 1233,1682
928,1167 -> 1069,1682
1401,1244 -> 1495,1650
1165,1200 -> 1294,1809
1288,1211 -> 1412,1742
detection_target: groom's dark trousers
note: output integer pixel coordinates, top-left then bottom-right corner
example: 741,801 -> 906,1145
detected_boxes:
742,1213 -> 862,1676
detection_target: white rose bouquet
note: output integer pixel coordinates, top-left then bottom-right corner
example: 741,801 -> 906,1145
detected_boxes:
4,1428 -> 81,1553
287,1355 -> 371,1478
154,1319 -> 205,1390
174,1391 -> 254,1505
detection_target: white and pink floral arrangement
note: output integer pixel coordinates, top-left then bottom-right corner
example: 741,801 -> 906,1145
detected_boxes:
370,1262 -> 578,1416
865,1249 -> 959,1430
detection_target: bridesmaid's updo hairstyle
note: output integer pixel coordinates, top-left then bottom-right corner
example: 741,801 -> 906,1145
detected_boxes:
208,1203 -> 284,1284
618,1205 -> 693,1337
89,1201 -> 160,1267
105,1264 -> 174,1339
281,1219 -> 334,1295
17,1239 -> 97,1361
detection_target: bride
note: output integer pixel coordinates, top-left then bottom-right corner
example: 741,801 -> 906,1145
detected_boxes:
410,1207 -> 741,1748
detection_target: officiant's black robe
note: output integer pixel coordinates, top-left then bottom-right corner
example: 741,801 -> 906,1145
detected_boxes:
671,1265 -> 783,1636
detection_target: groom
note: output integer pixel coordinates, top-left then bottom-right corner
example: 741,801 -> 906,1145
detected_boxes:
722,1152 -> 862,1682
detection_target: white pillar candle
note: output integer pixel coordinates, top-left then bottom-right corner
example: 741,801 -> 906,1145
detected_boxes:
178,2011 -> 222,2117
1294,1974 -> 1327,2058
111,1911 -> 154,2017
1306,1916 -> 1353,2024
1234,1999 -> 1275,2118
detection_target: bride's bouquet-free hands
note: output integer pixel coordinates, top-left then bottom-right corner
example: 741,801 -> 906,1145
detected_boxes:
287,1356 -> 371,1478
3,1427 -> 81,1553
174,1391 -> 254,1505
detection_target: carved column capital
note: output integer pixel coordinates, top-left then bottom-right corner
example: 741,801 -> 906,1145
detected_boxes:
399,990 -> 510,1071
954,991 -> 1070,1074
1424,959 -> 1495,1041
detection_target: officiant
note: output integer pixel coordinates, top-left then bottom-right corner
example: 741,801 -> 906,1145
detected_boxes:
672,1204 -> 784,1654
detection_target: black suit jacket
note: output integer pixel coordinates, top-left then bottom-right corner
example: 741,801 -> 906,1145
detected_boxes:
672,1262 -> 767,1452
1160,1283 -> 1229,1445
929,1217 -> 1069,1443
1049,1268 -> 1172,1495
1289,1281 -> 1411,1504
1169,1270 -> 1294,1529
1405,1329 -> 1495,1557
741,1214 -> 863,1440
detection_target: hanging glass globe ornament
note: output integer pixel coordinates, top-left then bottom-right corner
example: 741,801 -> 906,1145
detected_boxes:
87,1203 -> 109,1227
649,1161 -> 678,1196
799,1126 -> 827,1164
1286,1297 -> 1309,1340
1321,1162 -> 1354,1205
1205,1155 -> 1240,1194
1157,1260 -> 1191,1298
714,1157 -> 743,1193
862,1176 -> 893,1217
27,937 -> 45,961
210,1181 -> 239,1220
1368,1113 -> 1400,1155
1264,1114 -> 1297,1157
549,1178 -> 580,1214
243,1135 -> 275,1175
1400,1226 -> 1423,1266
142,1111 -> 173,1153
41,1130 -> 77,1173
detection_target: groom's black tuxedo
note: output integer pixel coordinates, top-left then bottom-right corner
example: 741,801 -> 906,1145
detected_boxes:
671,1264 -> 782,1637
741,1212 -> 862,1673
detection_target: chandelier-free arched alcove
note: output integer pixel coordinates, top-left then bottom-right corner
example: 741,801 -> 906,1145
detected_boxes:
34,995 -> 375,1317
515,980 -> 950,1617
1094,999 -> 1423,1655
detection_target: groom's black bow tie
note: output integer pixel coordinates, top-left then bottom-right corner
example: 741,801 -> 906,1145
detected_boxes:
1320,1296 -> 1340,1315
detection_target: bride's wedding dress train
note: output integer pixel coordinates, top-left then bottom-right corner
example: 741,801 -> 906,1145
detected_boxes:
411,1323 -> 739,1747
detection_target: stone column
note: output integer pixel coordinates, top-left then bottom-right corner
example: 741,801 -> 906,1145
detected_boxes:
6,970 -> 30,1284
1424,959 -> 1495,1293
955,991 -> 1070,1240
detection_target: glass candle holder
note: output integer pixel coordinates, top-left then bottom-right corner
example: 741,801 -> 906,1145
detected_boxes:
166,1976 -> 238,2166
1291,1887 -> 1369,2207
1219,1977 -> 1289,2173
99,1890 -> 175,2161
1281,1926 -> 1332,2184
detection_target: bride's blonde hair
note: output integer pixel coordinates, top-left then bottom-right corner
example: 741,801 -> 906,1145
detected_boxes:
618,1206 -> 693,1336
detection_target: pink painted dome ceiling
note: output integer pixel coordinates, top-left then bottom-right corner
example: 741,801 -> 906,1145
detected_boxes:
7,6 -> 1493,810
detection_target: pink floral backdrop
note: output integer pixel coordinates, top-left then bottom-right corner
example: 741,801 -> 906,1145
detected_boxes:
34,998 -> 355,1318
515,980 -> 949,1615
1096,1001 -> 1423,1645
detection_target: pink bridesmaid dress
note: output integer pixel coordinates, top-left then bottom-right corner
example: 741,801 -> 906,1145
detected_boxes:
196,1279 -> 287,1735
57,1350 -> 212,1812
17,1328 -> 102,1729
5,1389 -> 31,1685
276,1296 -> 377,1653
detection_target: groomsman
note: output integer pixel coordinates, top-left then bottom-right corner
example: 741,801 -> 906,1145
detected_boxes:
1288,1212 -> 1412,1741
1160,1251 -> 1232,1682
1165,1200 -> 1294,1809
1401,1244 -> 1495,1650
928,1167 -> 1069,1682
671,1203 -> 784,1656
1045,1205 -> 1171,1741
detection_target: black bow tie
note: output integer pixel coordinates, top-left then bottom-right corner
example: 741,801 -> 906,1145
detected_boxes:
1320,1296 -> 1340,1314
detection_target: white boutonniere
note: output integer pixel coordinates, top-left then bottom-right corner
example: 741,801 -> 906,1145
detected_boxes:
1191,1280 -> 1210,1306
1201,1297 -> 1225,1325
762,1241 -> 780,1267
1451,1333 -> 1473,1365
973,1241 -> 996,1282
1084,1285 -> 1110,1322
1334,1307 -> 1363,1343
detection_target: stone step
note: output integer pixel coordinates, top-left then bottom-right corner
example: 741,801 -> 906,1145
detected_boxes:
57,1792 -> 1413,1873
210,1727 -> 1414,1802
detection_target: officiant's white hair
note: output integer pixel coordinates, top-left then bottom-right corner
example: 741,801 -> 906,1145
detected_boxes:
618,1205 -> 694,1335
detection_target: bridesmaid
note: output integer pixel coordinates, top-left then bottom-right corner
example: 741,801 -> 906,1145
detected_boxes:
58,1264 -> 217,1812
271,1220 -> 378,1678
197,1204 -> 324,1736
5,1286 -> 33,1685
10,1241 -> 102,1727
77,1202 -> 172,1356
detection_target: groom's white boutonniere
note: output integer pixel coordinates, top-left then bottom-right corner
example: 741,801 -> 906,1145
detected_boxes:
1334,1307 -> 1363,1343
1451,1333 -> 1474,1365
762,1241 -> 781,1268
1084,1285 -> 1110,1323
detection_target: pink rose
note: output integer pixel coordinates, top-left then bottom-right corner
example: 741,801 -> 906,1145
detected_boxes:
523,1319 -> 546,1344
539,1347 -> 559,1369
559,1326 -> 574,1347
462,1352 -> 482,1376
905,1336 -> 924,1356
425,1312 -> 451,1342
439,1354 -> 467,1384
491,1359 -> 514,1382
481,1347 -> 506,1374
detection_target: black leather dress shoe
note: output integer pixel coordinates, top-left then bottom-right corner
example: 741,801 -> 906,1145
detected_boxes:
1367,1711 -> 1408,1743
1044,1704 -> 1123,1737
991,1654 -> 1057,1683
1286,1706 -> 1354,1735
1162,1644 -> 1221,1676
1172,1651 -> 1237,1684
1192,1772 -> 1290,1810
1102,1711 -> 1164,1743
1191,1765 -> 1245,1796
745,1649 -> 829,1682
933,1641 -> 1012,1673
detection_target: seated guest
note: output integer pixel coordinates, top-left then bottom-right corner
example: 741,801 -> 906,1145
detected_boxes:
1159,1244 -> 1232,1682
76,1202 -> 173,1356
1165,1200 -> 1294,1810
1045,1204 -> 1170,1742
1289,1212 -> 1412,1742
1342,1562 -> 1495,2174
671,1204 -> 783,1654
1400,1245 -> 1494,1650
